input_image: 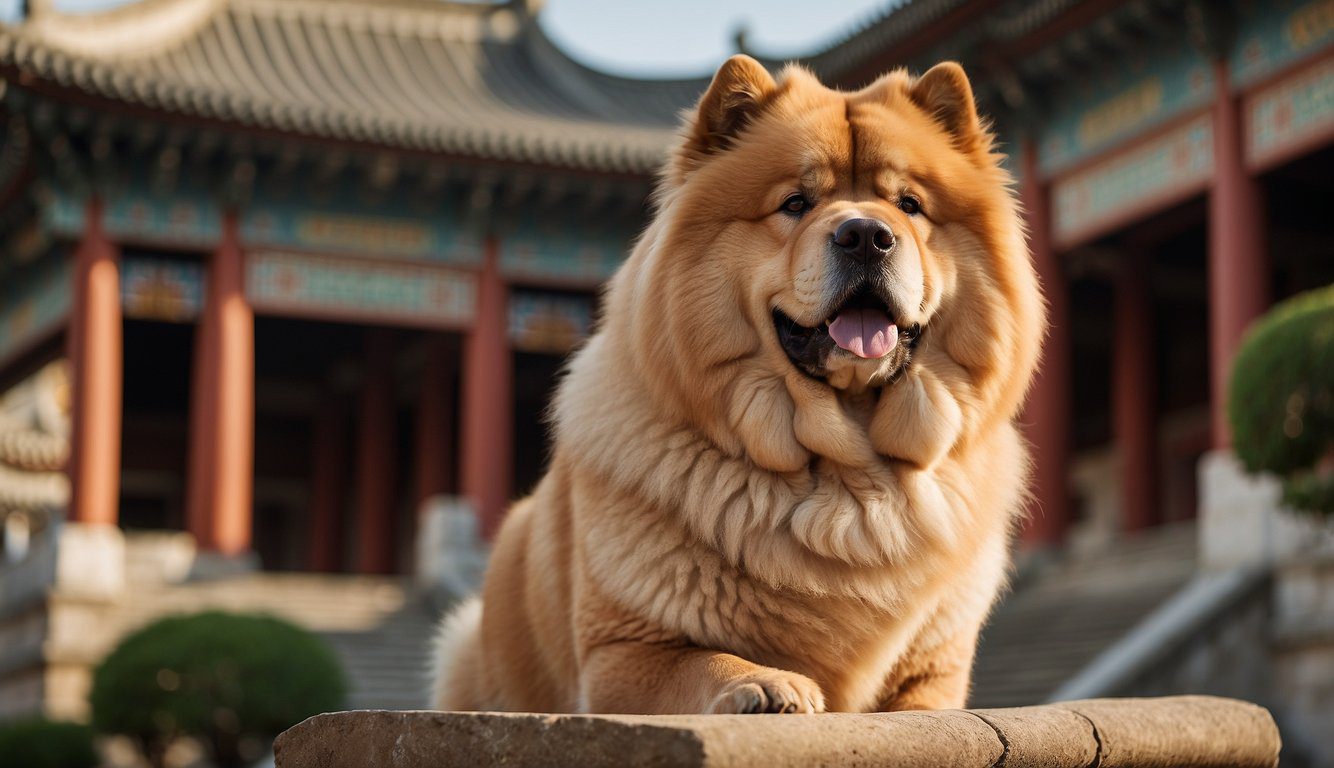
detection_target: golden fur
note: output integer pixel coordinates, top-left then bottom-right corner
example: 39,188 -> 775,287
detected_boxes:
431,56 -> 1045,714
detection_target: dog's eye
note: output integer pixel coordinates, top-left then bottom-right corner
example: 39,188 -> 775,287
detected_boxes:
780,194 -> 811,216
898,195 -> 922,216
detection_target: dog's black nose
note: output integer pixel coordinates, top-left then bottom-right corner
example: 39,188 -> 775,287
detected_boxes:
832,218 -> 895,264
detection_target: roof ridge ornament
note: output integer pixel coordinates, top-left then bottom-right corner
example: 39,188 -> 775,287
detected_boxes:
22,0 -> 55,21
17,0 -> 225,60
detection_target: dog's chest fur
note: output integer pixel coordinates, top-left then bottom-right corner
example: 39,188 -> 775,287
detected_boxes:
573,470 -> 986,712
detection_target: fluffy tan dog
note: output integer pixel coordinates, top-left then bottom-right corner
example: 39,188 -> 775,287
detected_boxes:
431,55 -> 1044,715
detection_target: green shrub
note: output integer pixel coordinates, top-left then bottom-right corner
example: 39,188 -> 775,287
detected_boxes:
1229,285 -> 1334,514
0,717 -> 98,768
90,611 -> 346,768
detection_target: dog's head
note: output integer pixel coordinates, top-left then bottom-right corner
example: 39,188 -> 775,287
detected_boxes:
613,56 -> 1042,470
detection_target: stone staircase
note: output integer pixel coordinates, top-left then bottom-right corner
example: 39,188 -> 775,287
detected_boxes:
970,523 -> 1198,708
98,574 -> 442,711
33,523 -> 1197,718
113,525 -> 1195,714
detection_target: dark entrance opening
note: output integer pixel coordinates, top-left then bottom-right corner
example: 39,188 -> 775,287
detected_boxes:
1065,193 -> 1211,534
1262,142 -> 1334,300
253,317 -> 363,571
119,318 -> 195,532
512,351 -> 564,498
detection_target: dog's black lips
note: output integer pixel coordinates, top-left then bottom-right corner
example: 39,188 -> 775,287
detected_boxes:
773,285 -> 922,382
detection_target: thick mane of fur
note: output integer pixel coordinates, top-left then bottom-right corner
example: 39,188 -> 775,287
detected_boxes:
432,57 -> 1047,718
555,63 -> 1042,586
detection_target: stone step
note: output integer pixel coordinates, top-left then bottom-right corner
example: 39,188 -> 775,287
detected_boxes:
60,572 -> 446,712
968,524 -> 1197,708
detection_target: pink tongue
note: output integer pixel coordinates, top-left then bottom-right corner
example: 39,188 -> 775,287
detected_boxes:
828,308 -> 898,359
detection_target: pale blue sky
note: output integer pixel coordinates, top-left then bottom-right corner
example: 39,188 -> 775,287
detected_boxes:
0,0 -> 892,77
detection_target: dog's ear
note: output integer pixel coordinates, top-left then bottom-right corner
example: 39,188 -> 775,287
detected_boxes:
909,62 -> 985,151
691,54 -> 777,152
662,55 -> 776,189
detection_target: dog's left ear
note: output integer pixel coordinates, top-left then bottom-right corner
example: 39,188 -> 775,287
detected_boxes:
692,54 -> 777,152
664,55 -> 777,188
909,62 -> 985,151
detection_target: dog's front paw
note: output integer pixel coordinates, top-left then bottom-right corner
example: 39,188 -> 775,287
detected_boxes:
709,669 -> 825,714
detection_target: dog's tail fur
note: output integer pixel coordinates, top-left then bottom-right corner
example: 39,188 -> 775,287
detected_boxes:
428,596 -> 484,710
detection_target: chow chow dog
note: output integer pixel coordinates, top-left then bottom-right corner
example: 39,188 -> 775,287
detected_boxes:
430,55 -> 1044,714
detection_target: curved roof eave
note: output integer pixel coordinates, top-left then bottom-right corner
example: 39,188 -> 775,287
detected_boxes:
0,0 -> 695,176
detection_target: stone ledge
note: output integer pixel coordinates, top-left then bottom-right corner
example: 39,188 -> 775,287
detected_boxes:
273,696 -> 1279,768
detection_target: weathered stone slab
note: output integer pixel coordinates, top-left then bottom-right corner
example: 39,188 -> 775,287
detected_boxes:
967,705 -> 1099,768
273,695 -> 1279,768
1055,696 -> 1281,768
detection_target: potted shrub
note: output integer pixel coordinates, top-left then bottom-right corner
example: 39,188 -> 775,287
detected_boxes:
1229,285 -> 1334,515
0,717 -> 98,768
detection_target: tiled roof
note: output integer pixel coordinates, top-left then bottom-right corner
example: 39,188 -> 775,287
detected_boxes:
763,0 -> 1095,86
782,0 -> 967,82
0,0 -> 707,174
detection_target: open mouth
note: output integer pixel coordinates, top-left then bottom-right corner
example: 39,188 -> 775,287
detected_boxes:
772,286 -> 922,380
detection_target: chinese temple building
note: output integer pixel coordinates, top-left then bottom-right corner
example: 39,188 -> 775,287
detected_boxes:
3,0 -> 1329,569
1,0 -> 1333,746
0,0 -> 702,574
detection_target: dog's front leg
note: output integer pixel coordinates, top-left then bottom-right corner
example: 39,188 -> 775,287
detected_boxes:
580,640 -> 825,715
875,625 -> 978,712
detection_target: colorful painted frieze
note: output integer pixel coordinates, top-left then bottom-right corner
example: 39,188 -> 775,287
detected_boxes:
241,192 -> 482,265
499,215 -> 633,285
508,291 -> 595,354
108,193 -> 222,246
1040,45 -> 1214,175
43,183 -> 222,247
1246,55 -> 1334,168
245,251 -> 477,330
1052,116 -> 1214,248
1232,0 -> 1334,87
43,179 -> 484,265
121,257 -> 205,322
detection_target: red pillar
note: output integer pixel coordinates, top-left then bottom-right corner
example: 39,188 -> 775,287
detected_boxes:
1019,140 -> 1072,546
66,198 -> 122,527
1208,60 -> 1269,449
308,392 -> 347,572
354,331 -> 397,574
1113,253 -> 1159,532
186,212 -> 254,555
461,239 -> 512,539
415,336 -> 454,510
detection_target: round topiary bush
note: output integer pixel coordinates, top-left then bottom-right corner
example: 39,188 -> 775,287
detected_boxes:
90,611 -> 347,768
1229,284 -> 1334,515
0,717 -> 98,768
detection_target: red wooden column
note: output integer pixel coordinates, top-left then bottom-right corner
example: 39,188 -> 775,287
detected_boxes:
1208,60 -> 1269,449
1019,140 -> 1072,546
186,212 -> 255,555
1113,253 -> 1159,532
66,198 -> 122,527
415,336 -> 454,510
308,392 -> 348,572
354,331 -> 397,574
461,239 -> 512,539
